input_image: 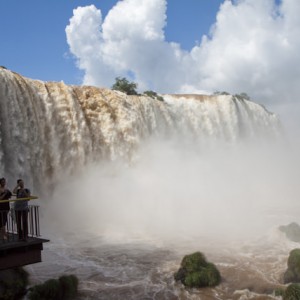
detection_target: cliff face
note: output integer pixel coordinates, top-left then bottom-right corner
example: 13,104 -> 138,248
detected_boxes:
0,68 -> 281,191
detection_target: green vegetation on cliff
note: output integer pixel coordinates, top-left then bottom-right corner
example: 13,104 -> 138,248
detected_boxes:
143,90 -> 164,101
112,77 -> 138,95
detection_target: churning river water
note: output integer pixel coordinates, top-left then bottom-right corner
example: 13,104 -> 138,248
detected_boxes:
25,223 -> 299,300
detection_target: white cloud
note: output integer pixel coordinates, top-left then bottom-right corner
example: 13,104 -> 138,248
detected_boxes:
66,0 -> 300,106
66,5 -> 114,87
66,0 -> 192,91
196,0 -> 300,104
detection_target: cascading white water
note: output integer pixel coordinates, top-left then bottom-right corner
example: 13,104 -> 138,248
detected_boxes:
2,67 -> 297,300
0,67 -> 281,193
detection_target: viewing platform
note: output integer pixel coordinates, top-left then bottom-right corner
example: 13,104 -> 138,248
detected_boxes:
0,197 -> 49,270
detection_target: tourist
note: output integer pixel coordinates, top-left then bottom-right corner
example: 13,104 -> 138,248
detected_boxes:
13,179 -> 30,241
0,177 -> 12,240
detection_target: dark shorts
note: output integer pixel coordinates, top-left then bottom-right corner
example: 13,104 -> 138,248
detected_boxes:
0,210 -> 9,227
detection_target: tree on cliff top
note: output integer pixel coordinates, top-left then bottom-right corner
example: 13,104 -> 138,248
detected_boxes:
112,77 -> 138,95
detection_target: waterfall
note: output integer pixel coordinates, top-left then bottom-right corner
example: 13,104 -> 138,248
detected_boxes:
0,68 -> 281,192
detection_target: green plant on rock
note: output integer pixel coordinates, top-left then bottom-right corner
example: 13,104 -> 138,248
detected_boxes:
28,279 -> 61,300
143,90 -> 164,101
143,90 -> 156,98
284,249 -> 300,284
279,222 -> 300,243
181,251 -> 207,272
234,92 -> 251,100
28,274 -> 78,300
204,263 -> 222,286
0,267 -> 29,300
112,77 -> 138,95
274,287 -> 285,297
184,271 -> 204,287
213,91 -> 230,95
283,283 -> 300,300
58,275 -> 78,299
174,252 -> 221,288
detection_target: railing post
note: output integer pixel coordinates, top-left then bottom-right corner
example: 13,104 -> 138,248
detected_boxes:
0,205 -> 41,242
35,206 -> 40,236
29,206 -> 33,237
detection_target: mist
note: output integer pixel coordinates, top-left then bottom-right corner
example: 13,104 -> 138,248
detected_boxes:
42,131 -> 300,245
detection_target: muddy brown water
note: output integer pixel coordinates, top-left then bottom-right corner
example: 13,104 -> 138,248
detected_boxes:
24,229 -> 296,300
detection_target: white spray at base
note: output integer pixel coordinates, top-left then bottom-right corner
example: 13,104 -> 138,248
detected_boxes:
43,138 -> 300,245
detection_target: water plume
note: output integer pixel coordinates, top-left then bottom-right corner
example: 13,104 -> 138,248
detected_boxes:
43,136 -> 299,246
1,68 -> 295,245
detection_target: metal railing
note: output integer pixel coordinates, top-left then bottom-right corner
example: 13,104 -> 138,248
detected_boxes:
0,196 -> 41,243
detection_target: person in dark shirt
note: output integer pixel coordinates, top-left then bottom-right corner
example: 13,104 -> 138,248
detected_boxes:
0,177 -> 12,240
13,179 -> 30,241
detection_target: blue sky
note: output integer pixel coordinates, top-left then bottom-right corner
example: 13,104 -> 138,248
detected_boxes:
0,0 -> 223,85
1,0 -> 300,116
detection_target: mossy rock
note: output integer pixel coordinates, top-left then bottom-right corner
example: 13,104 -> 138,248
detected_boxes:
28,279 -> 61,300
280,223 -> 300,243
28,274 -> 78,300
58,274 -> 78,299
174,252 -> 221,288
181,251 -> 207,272
0,267 -> 29,300
284,249 -> 300,284
283,283 -> 300,300
274,287 -> 285,297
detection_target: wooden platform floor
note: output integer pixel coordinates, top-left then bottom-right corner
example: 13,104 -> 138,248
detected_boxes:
0,233 -> 49,251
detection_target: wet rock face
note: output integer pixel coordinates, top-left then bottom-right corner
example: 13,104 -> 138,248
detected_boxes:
284,249 -> 300,284
279,222 -> 300,243
174,251 -> 221,288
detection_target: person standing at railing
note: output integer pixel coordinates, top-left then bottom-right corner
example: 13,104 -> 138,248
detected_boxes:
13,179 -> 30,241
0,177 -> 12,240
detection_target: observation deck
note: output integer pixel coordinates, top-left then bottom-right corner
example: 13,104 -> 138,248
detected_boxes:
0,196 -> 49,270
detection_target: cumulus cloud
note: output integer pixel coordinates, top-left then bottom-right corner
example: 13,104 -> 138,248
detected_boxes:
196,0 -> 300,103
66,0 -> 300,106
